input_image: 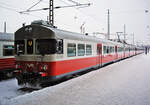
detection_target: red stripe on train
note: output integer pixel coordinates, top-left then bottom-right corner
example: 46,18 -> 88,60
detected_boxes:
16,54 -> 119,76
0,58 -> 15,70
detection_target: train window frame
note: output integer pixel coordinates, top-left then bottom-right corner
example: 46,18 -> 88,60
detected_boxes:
109,46 -> 113,53
78,44 -> 85,56
86,44 -> 92,55
106,46 -> 110,54
3,45 -> 14,56
67,43 -> 76,57
118,47 -> 122,52
103,46 -> 107,54
15,40 -> 25,55
56,39 -> 63,54
27,39 -> 33,54
112,47 -> 114,53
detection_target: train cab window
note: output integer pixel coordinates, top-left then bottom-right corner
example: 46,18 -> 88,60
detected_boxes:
78,44 -> 85,56
86,44 -> 92,55
36,39 -> 56,55
67,43 -> 76,57
3,45 -> 14,56
27,39 -> 33,54
15,40 -> 25,55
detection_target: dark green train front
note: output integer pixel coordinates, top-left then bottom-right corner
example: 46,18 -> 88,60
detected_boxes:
14,20 -> 63,86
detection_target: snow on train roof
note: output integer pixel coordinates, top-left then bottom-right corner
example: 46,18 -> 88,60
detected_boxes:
0,32 -> 14,41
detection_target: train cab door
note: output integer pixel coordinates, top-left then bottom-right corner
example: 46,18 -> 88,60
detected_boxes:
97,44 -> 102,67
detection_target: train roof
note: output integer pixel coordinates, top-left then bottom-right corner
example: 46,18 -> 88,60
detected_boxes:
0,32 -> 14,41
15,24 -> 124,46
52,27 -> 116,44
50,26 -> 125,46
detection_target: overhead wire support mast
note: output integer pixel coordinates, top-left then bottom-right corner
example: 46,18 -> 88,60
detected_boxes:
49,0 -> 54,26
107,9 -> 110,40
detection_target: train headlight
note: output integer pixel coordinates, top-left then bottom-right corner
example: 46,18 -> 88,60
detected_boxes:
41,65 -> 48,71
16,64 -> 21,69
43,65 -> 48,71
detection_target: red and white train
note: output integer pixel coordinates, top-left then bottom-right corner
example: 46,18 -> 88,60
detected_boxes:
15,20 -> 144,86
0,32 -> 15,78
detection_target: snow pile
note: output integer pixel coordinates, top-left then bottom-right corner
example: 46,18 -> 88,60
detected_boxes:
5,70 -> 101,105
2,54 -> 150,105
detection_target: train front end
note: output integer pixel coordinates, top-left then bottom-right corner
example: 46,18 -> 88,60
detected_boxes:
15,21 -> 59,86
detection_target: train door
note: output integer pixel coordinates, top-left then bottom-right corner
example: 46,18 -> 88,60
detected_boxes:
115,45 -> 118,60
97,44 -> 102,67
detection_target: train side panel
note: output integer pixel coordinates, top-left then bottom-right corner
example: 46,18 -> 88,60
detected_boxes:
0,41 -> 15,71
0,57 -> 15,70
51,39 -> 98,76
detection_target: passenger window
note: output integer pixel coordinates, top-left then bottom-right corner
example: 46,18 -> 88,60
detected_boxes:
3,45 -> 14,56
103,46 -> 107,54
78,44 -> 85,56
67,43 -> 76,57
107,46 -> 109,53
110,47 -> 113,53
86,44 -> 92,55
112,47 -> 114,53
118,47 -> 121,52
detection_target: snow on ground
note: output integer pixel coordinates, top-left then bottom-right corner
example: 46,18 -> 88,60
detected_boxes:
0,79 -> 26,105
2,53 -> 150,105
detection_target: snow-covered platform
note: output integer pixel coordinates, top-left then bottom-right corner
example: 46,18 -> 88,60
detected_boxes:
2,53 -> 150,105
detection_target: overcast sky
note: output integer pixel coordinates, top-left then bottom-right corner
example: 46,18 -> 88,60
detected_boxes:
0,0 -> 150,45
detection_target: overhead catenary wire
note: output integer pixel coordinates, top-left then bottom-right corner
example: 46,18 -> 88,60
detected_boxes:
67,0 -> 80,5
0,4 -> 43,19
58,0 -> 102,23
19,2 -> 92,13
0,5 -> 19,13
1,0 -> 148,30
26,0 -> 43,11
56,0 -> 103,33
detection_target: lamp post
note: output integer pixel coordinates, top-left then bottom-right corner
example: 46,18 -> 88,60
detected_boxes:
131,33 -> 135,45
107,9 -> 110,40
